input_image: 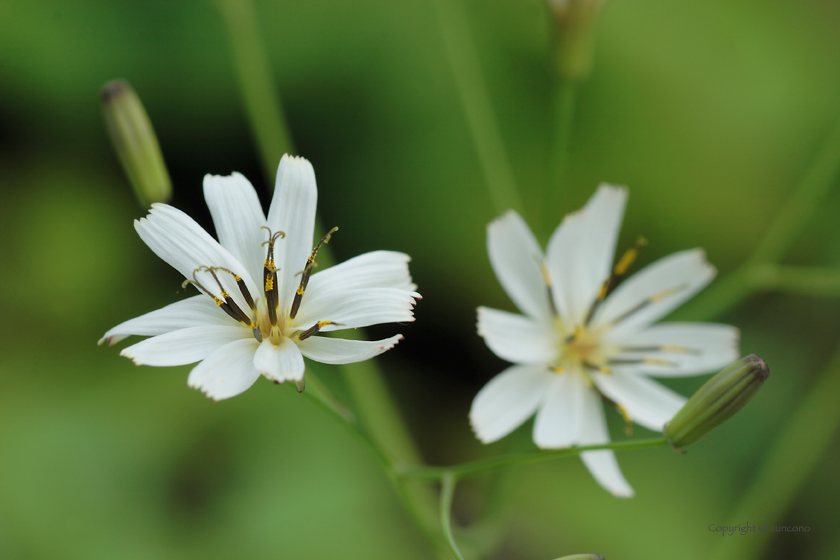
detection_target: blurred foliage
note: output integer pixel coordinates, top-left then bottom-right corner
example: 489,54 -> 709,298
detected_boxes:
1,0 -> 840,559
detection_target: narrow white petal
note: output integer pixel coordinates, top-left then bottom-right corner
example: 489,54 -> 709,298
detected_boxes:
297,334 -> 403,364
477,307 -> 557,365
486,211 -> 551,320
99,295 -> 237,346
266,155 -> 318,307
203,172 -> 269,285
591,249 -> 715,339
305,251 -> 417,302
578,389 -> 635,497
291,288 -> 417,332
604,323 -> 740,376
187,338 -> 261,400
592,371 -> 686,431
533,372 -> 588,448
135,204 -> 261,311
547,185 -> 627,326
254,337 -> 305,382
470,365 -> 552,444
120,326 -> 251,366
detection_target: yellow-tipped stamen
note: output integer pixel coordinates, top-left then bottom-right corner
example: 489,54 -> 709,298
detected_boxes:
297,320 -> 342,341
183,270 -> 251,326
289,227 -> 338,320
617,344 -> 699,355
584,236 -> 648,326
201,267 -> 255,327
261,228 -> 285,326
207,266 -> 257,312
604,284 -> 689,328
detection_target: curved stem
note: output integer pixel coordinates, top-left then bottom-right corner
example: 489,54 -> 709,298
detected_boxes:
431,0 -> 524,218
400,437 -> 668,480
546,77 -> 577,239
440,473 -> 466,560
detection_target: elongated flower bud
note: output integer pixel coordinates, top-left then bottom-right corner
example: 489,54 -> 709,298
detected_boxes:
101,80 -> 172,207
664,354 -> 769,453
553,555 -> 605,560
547,0 -> 607,80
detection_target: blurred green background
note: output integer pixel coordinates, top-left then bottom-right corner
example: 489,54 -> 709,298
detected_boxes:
1,0 -> 840,558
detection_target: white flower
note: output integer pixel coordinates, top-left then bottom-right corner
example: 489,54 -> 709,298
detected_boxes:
470,185 -> 739,497
101,155 -> 419,400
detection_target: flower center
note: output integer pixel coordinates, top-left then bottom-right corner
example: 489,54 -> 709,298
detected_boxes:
553,325 -> 608,374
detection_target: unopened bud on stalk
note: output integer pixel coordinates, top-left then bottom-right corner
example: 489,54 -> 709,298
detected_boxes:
664,354 -> 769,453
553,555 -> 605,560
101,80 -> 172,207
547,0 -> 606,81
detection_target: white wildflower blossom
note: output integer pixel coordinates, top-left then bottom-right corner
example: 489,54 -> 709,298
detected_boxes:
101,155 -> 419,400
470,185 -> 738,496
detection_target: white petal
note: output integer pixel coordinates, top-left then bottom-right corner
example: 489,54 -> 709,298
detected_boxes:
546,185 -> 627,326
99,295 -> 236,346
203,172 -> 269,286
254,337 -> 305,382
135,204 -> 260,311
291,288 -> 418,332
578,388 -> 634,497
592,371 -> 686,431
297,334 -> 403,364
266,155 -> 318,307
533,372 -> 588,448
477,307 -> 557,365
486,211 -> 551,320
470,365 -> 552,444
187,338 -> 261,400
305,251 -> 417,301
591,249 -> 715,339
120,326 -> 251,366
604,323 -> 740,376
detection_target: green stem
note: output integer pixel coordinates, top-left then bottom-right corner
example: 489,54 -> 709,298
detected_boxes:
216,0 -> 295,182
431,0 -> 524,218
752,264 -> 840,297
748,117 -> 840,265
440,473 -> 466,560
547,77 -> 577,238
400,438 -> 668,480
708,347 -> 840,560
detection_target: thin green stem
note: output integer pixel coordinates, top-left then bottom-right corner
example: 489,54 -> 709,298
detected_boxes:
547,77 -> 577,238
751,264 -> 840,297
216,0 -> 294,182
440,473 -> 466,560
431,0 -> 524,218
749,117 -> 840,265
708,346 -> 840,560
400,438 -> 668,480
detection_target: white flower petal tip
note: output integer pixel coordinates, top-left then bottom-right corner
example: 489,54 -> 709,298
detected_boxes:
474,186 -> 739,493
102,158 -> 416,400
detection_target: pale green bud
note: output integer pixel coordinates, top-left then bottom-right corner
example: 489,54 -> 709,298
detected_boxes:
553,555 -> 605,560
547,0 -> 607,81
664,354 -> 769,453
101,80 -> 172,207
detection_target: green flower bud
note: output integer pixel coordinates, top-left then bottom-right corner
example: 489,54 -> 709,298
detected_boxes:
553,555 -> 605,560
664,354 -> 769,453
547,0 -> 607,81
101,80 -> 172,207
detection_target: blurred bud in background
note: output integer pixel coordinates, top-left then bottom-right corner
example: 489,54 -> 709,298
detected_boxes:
553,554 -> 605,560
665,354 -> 770,453
101,80 -> 172,207
547,0 -> 606,81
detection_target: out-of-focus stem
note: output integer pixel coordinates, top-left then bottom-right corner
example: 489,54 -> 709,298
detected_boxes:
708,348 -> 840,560
431,0 -> 524,219
217,0 -> 294,181
547,77 -> 578,238
400,437 -> 667,479
440,473 -> 466,560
